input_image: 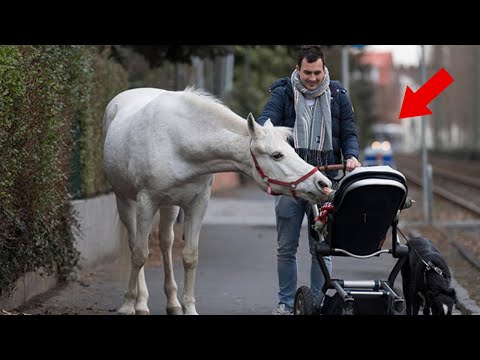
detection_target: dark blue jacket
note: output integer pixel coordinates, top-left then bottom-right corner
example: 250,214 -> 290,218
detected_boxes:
257,77 -> 359,165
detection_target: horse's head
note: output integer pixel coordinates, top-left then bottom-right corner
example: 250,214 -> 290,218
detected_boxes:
247,113 -> 331,204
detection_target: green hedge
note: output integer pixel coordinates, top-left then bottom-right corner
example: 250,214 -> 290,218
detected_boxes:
75,48 -> 128,198
0,45 -> 127,295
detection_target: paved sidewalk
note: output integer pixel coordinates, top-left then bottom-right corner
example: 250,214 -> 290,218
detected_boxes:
10,182 -> 479,315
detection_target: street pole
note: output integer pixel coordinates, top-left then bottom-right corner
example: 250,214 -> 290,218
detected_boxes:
420,45 -> 432,223
473,46 -> 480,152
342,46 -> 349,93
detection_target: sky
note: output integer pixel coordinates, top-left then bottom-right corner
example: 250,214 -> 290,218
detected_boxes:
366,45 -> 421,66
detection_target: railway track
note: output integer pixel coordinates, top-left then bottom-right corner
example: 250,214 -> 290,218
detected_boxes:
396,153 -> 480,217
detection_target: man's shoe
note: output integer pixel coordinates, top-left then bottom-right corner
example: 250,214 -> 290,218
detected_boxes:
272,303 -> 293,315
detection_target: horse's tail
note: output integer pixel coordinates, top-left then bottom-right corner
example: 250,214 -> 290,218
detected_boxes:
102,102 -> 119,141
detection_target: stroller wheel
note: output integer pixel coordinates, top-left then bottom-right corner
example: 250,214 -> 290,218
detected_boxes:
294,286 -> 315,315
342,298 -> 355,315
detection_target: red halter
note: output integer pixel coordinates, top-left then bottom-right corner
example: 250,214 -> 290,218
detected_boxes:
250,150 -> 319,199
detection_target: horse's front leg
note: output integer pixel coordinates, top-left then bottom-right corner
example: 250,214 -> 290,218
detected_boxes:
124,192 -> 156,315
158,206 -> 183,315
182,192 -> 210,315
134,266 -> 150,315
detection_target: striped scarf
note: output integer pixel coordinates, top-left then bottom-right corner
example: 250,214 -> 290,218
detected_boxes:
291,67 -> 334,167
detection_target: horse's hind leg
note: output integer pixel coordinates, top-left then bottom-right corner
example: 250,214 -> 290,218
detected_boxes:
116,195 -> 151,315
158,206 -> 183,315
115,195 -> 139,315
118,192 -> 156,315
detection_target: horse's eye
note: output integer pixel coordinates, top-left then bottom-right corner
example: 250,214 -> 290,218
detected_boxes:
271,152 -> 283,160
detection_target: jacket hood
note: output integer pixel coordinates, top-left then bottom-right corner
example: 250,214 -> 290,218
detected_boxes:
269,77 -> 293,98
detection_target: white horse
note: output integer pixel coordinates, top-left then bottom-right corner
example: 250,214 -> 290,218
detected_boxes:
103,87 -> 332,315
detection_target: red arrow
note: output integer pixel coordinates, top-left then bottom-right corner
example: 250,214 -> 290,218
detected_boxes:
399,68 -> 454,119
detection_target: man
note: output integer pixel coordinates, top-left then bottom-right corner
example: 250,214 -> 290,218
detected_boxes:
256,45 -> 361,315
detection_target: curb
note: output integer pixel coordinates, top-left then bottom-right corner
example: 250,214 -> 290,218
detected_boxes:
450,277 -> 480,315
0,270 -> 57,311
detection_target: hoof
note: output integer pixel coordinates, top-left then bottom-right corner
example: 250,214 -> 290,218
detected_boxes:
135,304 -> 150,315
166,306 -> 184,315
135,310 -> 150,315
183,310 -> 199,315
118,306 -> 136,315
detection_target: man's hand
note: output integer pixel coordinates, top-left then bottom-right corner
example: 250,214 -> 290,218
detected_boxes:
346,157 -> 361,172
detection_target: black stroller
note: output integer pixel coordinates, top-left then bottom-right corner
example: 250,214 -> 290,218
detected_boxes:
294,165 -> 410,315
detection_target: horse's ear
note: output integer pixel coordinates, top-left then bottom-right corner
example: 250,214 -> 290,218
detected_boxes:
247,113 -> 261,139
264,119 -> 274,128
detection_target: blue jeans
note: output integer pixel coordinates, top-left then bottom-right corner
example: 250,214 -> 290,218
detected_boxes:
274,195 -> 332,310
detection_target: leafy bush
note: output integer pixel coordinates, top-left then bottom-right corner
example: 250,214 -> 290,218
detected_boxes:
0,45 -> 127,295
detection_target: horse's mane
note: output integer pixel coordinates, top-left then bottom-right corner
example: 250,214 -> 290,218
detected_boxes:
183,85 -> 225,107
269,126 -> 293,143
183,86 -> 245,132
182,86 -> 293,142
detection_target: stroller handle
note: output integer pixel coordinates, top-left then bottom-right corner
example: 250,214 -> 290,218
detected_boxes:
317,163 -> 347,183
317,164 -> 345,171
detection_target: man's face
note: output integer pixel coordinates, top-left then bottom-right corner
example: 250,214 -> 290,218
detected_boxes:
296,58 -> 325,90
